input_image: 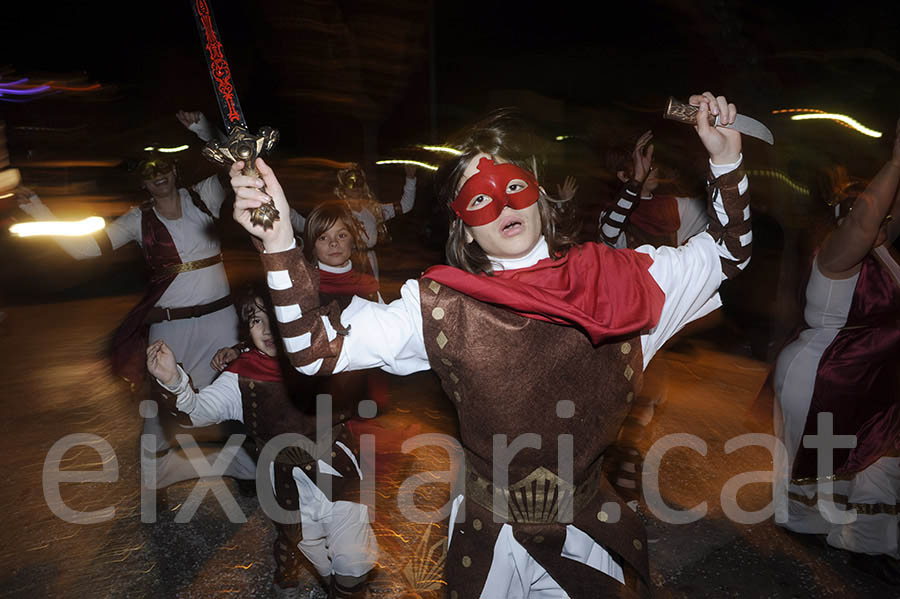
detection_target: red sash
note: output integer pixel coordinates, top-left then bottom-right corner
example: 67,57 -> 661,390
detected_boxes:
319,268 -> 380,299
225,349 -> 283,383
423,242 -> 664,344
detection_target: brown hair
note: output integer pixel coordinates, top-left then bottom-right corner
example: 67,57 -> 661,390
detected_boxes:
235,283 -> 276,344
303,200 -> 367,268
436,108 -> 578,275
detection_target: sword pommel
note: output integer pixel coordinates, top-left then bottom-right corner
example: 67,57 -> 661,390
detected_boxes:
663,97 -> 717,127
203,125 -> 282,230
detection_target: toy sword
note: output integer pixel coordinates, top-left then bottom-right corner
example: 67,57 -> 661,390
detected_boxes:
664,97 -> 774,145
190,0 -> 280,229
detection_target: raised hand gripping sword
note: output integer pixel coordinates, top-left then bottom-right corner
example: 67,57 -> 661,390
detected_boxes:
191,0 -> 280,229
664,96 -> 775,145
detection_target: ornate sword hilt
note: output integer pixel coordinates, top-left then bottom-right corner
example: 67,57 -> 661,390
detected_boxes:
663,96 -> 718,127
202,125 -> 281,230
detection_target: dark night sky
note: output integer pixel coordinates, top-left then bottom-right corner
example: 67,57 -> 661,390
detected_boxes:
2,1 -> 900,173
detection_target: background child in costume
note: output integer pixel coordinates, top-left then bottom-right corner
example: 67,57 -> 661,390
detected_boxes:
148,285 -> 378,599
228,91 -> 751,599
597,129 -> 709,504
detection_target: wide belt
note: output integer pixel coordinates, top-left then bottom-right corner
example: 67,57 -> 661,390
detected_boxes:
465,456 -> 605,524
150,253 -> 223,283
145,294 -> 233,324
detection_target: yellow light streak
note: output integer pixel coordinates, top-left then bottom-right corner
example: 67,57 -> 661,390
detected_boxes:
790,113 -> 882,137
771,108 -> 826,114
419,145 -> 462,156
375,159 -> 438,171
10,216 -> 105,237
143,145 -> 190,153
555,135 -> 576,141
747,169 -> 810,196
157,145 -> 189,153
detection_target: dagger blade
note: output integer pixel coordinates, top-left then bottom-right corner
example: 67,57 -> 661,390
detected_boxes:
716,113 -> 775,145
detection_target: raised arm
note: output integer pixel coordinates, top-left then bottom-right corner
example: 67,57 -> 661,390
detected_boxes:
230,159 -> 429,377
638,92 -> 750,365
818,118 -> 900,277
598,131 -> 657,247
887,178 -> 900,244
177,110 -> 226,144
15,187 -> 139,259
147,339 -> 242,427
381,164 -> 417,221
598,179 -> 642,248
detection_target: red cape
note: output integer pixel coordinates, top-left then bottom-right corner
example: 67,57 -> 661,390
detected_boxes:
630,194 -> 681,237
225,349 -> 283,383
423,242 -> 664,345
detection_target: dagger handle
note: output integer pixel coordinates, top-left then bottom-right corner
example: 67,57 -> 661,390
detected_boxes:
241,160 -> 281,231
663,97 -> 717,127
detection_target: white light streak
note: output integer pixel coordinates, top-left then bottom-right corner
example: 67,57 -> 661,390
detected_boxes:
10,216 -> 105,237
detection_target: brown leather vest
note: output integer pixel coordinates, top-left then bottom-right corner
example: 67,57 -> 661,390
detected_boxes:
420,277 -> 644,481
420,278 -> 653,592
237,376 -> 359,479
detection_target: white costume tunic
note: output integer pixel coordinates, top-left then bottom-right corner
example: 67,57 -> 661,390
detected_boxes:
21,177 -> 258,488
774,247 -> 900,557
264,159 -> 748,596
23,176 -> 237,387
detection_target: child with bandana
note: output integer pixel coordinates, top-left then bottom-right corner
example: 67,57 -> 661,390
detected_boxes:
148,285 -> 378,599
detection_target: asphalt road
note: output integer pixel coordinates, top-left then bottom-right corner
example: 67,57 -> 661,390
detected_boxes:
0,244 -> 896,598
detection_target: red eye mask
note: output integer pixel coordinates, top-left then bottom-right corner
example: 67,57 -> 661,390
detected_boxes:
451,157 -> 540,226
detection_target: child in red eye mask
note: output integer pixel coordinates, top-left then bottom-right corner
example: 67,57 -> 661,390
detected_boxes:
232,93 -> 750,599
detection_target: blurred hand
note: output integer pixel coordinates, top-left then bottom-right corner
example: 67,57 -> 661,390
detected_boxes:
632,130 -> 654,183
556,176 -> 578,201
13,186 -> 40,208
210,346 -> 239,372
147,340 -> 179,387
230,158 -> 294,252
404,164 -> 417,178
641,166 -> 659,196
688,92 -> 742,165
175,110 -> 203,129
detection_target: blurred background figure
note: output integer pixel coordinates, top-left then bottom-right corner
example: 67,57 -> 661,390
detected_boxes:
14,112 -> 259,505
773,118 -> 900,585
332,163 -> 417,280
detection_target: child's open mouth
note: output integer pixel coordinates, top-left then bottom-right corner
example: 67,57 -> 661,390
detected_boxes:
499,216 -> 524,237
